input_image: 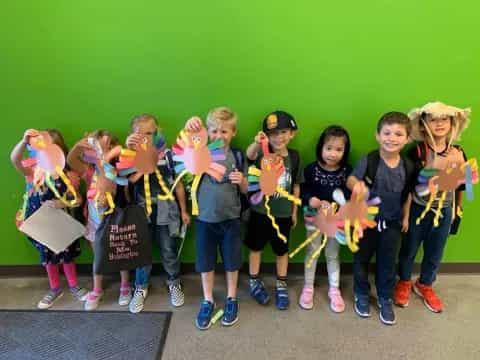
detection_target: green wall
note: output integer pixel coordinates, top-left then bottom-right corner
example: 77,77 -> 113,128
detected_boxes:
2,1 -> 479,265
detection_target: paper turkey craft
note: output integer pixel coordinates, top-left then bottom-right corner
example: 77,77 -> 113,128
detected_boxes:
247,138 -> 301,243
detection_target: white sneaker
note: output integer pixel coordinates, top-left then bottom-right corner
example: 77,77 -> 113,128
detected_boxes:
129,288 -> 148,313
84,291 -> 103,311
118,287 -> 132,306
169,283 -> 185,307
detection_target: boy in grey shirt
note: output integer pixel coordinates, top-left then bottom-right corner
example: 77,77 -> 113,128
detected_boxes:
347,112 -> 414,326
185,107 -> 247,330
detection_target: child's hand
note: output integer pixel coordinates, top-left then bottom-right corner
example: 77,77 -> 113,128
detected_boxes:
44,200 -> 65,209
77,137 -> 93,151
254,131 -> 267,145
185,116 -> 203,132
309,197 -> 322,209
352,181 -> 369,200
181,210 -> 191,226
229,168 -> 244,185
126,133 -> 144,149
22,129 -> 39,144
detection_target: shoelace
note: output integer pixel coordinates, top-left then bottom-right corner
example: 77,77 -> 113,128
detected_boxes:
420,286 -> 437,299
225,300 -> 236,313
251,280 -> 264,295
133,289 -> 145,299
201,302 -> 213,315
43,290 -> 60,302
380,299 -> 393,309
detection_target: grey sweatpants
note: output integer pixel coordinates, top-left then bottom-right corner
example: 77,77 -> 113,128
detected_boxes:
304,229 -> 340,288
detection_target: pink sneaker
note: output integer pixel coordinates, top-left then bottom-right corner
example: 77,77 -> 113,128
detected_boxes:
299,286 -> 314,310
328,287 -> 345,313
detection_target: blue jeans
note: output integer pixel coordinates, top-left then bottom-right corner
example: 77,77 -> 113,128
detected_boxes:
398,202 -> 452,286
135,224 -> 180,288
195,219 -> 241,273
353,222 -> 401,300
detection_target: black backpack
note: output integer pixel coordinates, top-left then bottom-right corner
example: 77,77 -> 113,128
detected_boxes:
231,148 -> 251,220
364,150 -> 415,204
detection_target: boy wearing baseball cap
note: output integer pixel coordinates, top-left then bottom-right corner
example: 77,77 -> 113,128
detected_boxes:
244,110 -> 303,310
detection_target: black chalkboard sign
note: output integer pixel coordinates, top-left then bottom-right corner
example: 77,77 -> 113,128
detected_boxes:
93,205 -> 152,274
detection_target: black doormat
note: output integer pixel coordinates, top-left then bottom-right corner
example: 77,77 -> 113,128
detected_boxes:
0,310 -> 171,360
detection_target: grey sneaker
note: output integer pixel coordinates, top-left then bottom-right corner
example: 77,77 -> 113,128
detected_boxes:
37,289 -> 63,309
169,283 -> 185,307
118,287 -> 132,306
84,291 -> 103,311
69,286 -> 88,301
129,287 -> 148,313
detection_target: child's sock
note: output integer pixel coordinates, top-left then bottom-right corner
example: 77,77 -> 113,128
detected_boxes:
63,262 -> 78,288
249,273 -> 259,288
276,276 -> 288,289
45,264 -> 61,290
120,282 -> 131,295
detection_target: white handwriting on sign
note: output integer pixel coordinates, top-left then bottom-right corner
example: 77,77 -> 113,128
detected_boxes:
108,224 -> 140,261
110,224 -> 137,233
109,251 -> 139,260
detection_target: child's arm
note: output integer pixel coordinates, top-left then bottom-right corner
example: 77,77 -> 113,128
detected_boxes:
67,138 -> 90,175
346,175 -> 360,191
401,193 -> 412,233
174,181 -> 191,225
455,190 -> 463,217
291,183 -> 301,228
301,164 -> 318,207
246,131 -> 267,161
10,129 -> 38,176
123,184 -> 132,203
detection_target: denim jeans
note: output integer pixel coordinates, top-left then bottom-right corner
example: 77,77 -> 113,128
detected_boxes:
353,222 -> 401,300
398,202 -> 452,286
135,224 -> 180,288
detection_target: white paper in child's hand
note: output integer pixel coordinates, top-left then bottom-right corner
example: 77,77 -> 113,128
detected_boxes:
19,203 -> 86,254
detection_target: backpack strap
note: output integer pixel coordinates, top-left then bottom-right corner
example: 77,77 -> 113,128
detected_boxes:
287,149 -> 300,189
365,150 -> 380,187
401,155 -> 415,203
164,149 -> 175,175
416,142 -> 429,167
231,148 -> 245,171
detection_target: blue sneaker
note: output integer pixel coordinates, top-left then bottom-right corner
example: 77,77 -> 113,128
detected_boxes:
249,278 -> 270,305
221,297 -> 239,326
378,297 -> 396,325
275,286 -> 289,310
354,295 -> 370,318
195,300 -> 215,330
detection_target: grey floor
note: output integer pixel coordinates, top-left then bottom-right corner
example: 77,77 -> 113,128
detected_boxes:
0,274 -> 479,360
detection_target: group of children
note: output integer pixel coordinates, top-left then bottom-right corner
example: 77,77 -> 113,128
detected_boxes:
10,101 -> 472,328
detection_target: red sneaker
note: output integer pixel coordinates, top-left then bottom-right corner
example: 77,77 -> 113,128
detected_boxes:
394,280 -> 412,307
413,280 -> 444,313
